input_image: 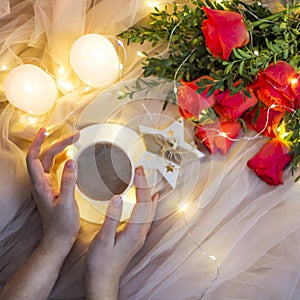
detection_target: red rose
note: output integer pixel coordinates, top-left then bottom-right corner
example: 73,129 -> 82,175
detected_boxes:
251,61 -> 300,112
243,106 -> 284,138
201,7 -> 249,60
195,119 -> 241,154
177,76 -> 219,120
214,83 -> 258,120
247,139 -> 292,185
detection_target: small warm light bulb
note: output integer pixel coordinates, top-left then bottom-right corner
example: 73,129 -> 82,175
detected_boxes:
137,51 -> 147,57
219,132 -> 228,138
28,116 -> 36,124
178,203 -> 188,213
1,65 -> 8,71
84,86 -> 92,92
117,40 -> 124,47
254,50 -> 259,56
291,78 -> 298,85
209,255 -> 216,261
66,146 -> 74,158
58,66 -> 65,75
57,79 -> 74,93
148,0 -> 159,8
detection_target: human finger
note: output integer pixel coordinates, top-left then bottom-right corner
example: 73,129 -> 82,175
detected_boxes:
26,128 -> 48,187
129,167 -> 154,225
59,159 -> 77,206
98,196 -> 123,246
40,131 -> 80,173
134,166 -> 151,204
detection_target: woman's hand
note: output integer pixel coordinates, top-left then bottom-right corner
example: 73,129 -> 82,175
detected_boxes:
86,166 -> 158,300
0,128 -> 81,300
26,127 -> 80,246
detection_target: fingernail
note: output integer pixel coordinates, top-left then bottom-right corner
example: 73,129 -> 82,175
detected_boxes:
39,127 -> 47,136
153,193 -> 159,201
66,159 -> 76,170
112,196 -> 122,207
135,166 -> 144,176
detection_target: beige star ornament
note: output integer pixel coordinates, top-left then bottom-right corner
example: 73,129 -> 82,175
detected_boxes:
138,118 -> 205,188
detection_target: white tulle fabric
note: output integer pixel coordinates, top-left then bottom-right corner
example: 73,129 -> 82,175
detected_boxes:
1,0 -> 300,299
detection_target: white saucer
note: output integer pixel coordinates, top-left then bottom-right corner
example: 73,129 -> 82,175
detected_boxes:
58,123 -> 146,224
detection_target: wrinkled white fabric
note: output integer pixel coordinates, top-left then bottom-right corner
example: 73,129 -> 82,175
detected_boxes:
1,1 -> 300,300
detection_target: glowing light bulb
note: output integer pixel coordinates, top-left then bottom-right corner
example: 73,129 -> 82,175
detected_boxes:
178,203 -> 188,212
57,79 -> 74,93
254,50 -> 259,56
58,66 -> 66,75
219,132 -> 228,138
117,40 -> 124,47
84,86 -> 92,92
70,34 -> 120,88
137,51 -> 147,57
1,65 -> 8,71
291,78 -> 298,85
148,1 -> 159,8
66,146 -> 74,158
27,116 -> 36,124
209,255 -> 216,261
4,64 -> 57,115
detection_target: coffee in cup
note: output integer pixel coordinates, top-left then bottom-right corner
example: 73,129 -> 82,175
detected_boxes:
75,141 -> 134,201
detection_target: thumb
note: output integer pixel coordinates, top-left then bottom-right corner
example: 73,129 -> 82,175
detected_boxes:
59,159 -> 77,204
100,196 -> 123,244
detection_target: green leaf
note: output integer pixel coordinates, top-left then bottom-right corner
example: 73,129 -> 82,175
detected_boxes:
196,86 -> 207,94
252,105 -> 260,124
239,60 -> 245,75
206,85 -> 216,97
233,48 -> 243,59
236,48 -> 253,59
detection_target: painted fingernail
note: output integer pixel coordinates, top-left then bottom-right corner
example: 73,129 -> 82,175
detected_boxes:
153,193 -> 159,201
112,196 -> 122,207
66,159 -> 76,170
135,166 -> 144,176
39,127 -> 45,135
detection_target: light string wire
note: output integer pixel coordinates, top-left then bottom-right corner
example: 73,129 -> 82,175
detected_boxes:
152,19 -> 184,59
199,104 -> 297,144
180,210 -> 220,300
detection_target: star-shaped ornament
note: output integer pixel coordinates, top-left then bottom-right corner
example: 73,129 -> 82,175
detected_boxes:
138,118 -> 205,188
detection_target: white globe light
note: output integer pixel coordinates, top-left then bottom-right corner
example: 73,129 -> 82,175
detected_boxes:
70,34 -> 120,88
4,64 -> 57,115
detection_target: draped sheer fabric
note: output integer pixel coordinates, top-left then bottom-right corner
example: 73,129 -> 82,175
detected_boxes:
1,1 -> 300,299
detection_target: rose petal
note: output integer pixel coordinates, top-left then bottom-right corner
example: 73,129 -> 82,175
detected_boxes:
247,139 -> 292,185
202,7 -> 249,60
